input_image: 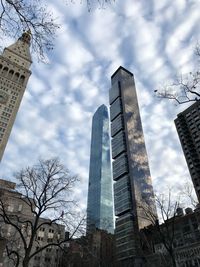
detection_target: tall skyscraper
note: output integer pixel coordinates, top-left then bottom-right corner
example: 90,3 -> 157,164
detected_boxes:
175,101 -> 200,202
0,32 -> 32,161
87,104 -> 114,234
109,66 -> 156,265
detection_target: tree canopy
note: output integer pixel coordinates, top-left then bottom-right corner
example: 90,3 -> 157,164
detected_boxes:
0,157 -> 85,267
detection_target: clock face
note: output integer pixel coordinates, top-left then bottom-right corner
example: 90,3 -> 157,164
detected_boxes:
0,90 -> 9,104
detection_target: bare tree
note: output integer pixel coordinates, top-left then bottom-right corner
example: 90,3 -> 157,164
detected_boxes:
140,190 -> 180,267
0,157 -> 84,267
0,0 -> 115,60
61,228 -> 116,267
154,45 -> 200,105
180,181 -> 198,209
0,0 -> 59,60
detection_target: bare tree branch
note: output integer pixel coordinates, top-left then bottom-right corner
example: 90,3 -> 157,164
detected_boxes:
155,45 -> 200,105
0,0 -> 115,60
0,157 -> 83,267
139,190 -> 181,267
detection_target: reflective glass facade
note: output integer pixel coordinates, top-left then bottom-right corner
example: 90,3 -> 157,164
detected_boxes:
86,104 -> 114,234
109,67 -> 156,264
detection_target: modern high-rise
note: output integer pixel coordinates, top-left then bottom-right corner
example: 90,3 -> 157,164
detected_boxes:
109,66 -> 156,265
0,32 -> 32,161
175,101 -> 200,202
86,104 -> 114,234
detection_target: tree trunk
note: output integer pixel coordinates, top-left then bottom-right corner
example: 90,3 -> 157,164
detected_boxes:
169,251 -> 176,267
22,257 -> 30,267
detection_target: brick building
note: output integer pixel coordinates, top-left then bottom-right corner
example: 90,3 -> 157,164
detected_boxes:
62,229 -> 116,267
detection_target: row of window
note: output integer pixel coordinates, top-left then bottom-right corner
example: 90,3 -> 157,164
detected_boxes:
109,81 -> 121,105
39,228 -> 55,233
113,153 -> 129,180
176,246 -> 200,260
0,116 -> 9,123
0,64 -> 26,85
114,175 -> 130,192
110,97 -> 123,122
112,130 -> 126,159
1,111 -> 11,118
0,121 -> 6,127
0,127 -> 5,133
37,237 -> 54,242
0,76 -> 22,92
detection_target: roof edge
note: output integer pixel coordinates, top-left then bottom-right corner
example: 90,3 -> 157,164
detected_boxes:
111,66 -> 133,79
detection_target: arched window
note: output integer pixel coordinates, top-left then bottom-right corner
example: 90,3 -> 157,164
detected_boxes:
14,72 -> 20,82
19,75 -> 25,85
8,69 -> 14,79
2,67 -> 8,76
0,64 -> 2,70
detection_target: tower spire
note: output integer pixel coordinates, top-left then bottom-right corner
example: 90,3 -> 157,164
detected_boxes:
0,35 -> 32,161
3,30 -> 32,67
19,30 -> 32,45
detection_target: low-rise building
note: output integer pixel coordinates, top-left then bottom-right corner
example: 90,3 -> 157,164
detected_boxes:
0,179 -> 65,267
62,228 -> 116,267
141,207 -> 200,267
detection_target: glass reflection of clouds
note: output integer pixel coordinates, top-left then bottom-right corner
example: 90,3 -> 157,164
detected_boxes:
110,67 -> 157,262
86,105 -> 114,234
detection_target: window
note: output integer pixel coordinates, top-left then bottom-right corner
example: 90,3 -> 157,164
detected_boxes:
7,204 -> 14,212
45,257 -> 51,262
18,204 -> 23,212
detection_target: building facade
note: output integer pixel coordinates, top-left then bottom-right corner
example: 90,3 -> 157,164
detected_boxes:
0,179 -> 65,267
175,101 -> 200,202
62,229 -> 116,267
109,66 -> 156,265
142,207 -> 200,267
87,104 -> 114,234
0,32 -> 32,161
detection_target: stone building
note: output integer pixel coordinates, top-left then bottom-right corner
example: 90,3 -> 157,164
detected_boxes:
0,32 -> 32,161
141,207 -> 200,267
0,179 -> 65,267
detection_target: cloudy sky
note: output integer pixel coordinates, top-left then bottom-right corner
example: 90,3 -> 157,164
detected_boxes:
0,0 -> 200,211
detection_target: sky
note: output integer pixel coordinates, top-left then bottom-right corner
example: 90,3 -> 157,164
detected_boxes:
0,0 -> 200,212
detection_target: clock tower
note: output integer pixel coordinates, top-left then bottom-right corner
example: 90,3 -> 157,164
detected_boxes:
0,32 -> 32,161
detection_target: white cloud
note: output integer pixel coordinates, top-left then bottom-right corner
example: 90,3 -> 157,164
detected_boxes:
1,0 -> 200,214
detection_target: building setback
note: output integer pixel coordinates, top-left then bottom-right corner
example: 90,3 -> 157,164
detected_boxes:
0,32 -> 32,161
109,66 -> 156,265
86,104 -> 114,234
175,101 -> 200,202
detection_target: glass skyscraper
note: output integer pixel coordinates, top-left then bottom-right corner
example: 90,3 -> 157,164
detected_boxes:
109,67 -> 156,265
86,104 -> 114,234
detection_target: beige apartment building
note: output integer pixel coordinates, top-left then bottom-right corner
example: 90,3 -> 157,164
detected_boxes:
0,179 -> 65,267
0,32 -> 32,161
